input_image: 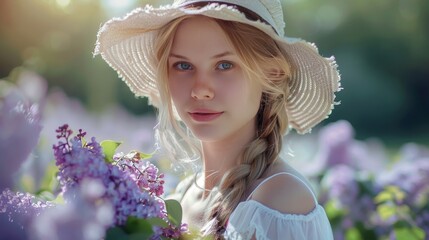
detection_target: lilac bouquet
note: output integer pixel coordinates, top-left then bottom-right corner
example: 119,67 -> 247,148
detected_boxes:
0,124 -> 188,240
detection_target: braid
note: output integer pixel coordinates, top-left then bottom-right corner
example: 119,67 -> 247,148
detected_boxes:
199,18 -> 291,239
203,93 -> 286,238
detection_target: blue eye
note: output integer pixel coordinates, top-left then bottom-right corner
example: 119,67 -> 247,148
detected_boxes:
175,62 -> 192,71
218,62 -> 233,70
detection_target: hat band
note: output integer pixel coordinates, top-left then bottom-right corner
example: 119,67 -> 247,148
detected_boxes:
176,0 -> 280,35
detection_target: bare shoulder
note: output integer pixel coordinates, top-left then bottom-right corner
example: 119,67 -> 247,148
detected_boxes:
250,172 -> 316,215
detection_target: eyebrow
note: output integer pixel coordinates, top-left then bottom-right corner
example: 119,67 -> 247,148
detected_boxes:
169,51 -> 234,60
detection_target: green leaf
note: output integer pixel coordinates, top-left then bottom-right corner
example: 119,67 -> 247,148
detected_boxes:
129,232 -> 153,240
374,191 -> 393,204
376,204 -> 396,221
375,185 -> 407,204
50,193 -> 65,204
105,227 -> 129,240
386,185 -> 406,202
324,200 -> 345,219
146,217 -> 169,228
394,226 -> 425,240
101,140 -> 122,163
345,227 -> 363,240
35,190 -> 56,201
37,162 -> 59,194
137,151 -> 153,160
124,216 -> 154,235
165,199 -> 182,226
124,150 -> 153,162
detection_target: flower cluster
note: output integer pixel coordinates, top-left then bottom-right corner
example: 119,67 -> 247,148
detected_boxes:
0,189 -> 54,224
313,121 -> 429,240
0,84 -> 42,190
0,124 -> 187,239
113,151 -> 165,198
53,124 -> 166,225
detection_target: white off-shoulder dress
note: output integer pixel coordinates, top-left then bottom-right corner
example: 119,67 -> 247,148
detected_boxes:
171,172 -> 334,240
224,172 -> 334,240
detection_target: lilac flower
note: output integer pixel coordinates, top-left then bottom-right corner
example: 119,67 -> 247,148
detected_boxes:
52,125 -> 167,226
348,139 -> 388,174
0,189 -> 53,223
114,152 -> 165,197
27,87 -> 158,192
0,89 -> 42,190
0,189 -> 54,238
311,121 -> 388,175
415,211 -> 429,235
376,158 -> 429,206
30,179 -> 114,240
399,143 -> 429,162
152,223 -> 189,240
103,172 -> 165,225
320,164 -> 359,208
1,122 -> 185,239
315,120 -> 355,168
53,127 -> 109,194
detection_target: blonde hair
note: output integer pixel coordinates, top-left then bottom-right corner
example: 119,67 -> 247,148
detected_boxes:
155,15 -> 292,238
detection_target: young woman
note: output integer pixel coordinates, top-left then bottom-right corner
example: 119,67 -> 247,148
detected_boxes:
95,0 -> 340,239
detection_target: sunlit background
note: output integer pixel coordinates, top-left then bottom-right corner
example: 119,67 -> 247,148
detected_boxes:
1,0 -> 428,145
1,0 -> 429,239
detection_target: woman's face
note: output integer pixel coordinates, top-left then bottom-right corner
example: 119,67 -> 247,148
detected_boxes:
167,16 -> 262,143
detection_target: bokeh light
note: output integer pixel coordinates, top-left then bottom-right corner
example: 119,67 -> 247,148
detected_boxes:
100,0 -> 138,15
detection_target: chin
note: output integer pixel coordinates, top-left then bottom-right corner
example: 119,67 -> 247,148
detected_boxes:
189,127 -> 225,142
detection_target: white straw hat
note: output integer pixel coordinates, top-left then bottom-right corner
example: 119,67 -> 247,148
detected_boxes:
94,0 -> 341,134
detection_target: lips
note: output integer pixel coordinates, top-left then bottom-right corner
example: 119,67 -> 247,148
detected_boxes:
188,110 -> 223,122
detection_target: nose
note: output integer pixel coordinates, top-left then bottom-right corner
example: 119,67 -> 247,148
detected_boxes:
191,74 -> 214,100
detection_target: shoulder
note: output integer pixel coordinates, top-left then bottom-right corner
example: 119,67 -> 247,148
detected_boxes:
249,173 -> 316,215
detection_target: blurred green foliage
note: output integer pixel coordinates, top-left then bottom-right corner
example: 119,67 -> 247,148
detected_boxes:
0,0 -> 428,145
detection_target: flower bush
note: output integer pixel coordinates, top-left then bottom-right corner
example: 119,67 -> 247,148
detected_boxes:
312,121 -> 429,240
1,124 -> 188,239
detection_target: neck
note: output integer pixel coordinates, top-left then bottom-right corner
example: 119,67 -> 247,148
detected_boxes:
200,121 -> 257,196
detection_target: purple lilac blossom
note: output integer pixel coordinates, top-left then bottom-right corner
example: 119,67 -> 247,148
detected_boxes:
114,152 -> 165,197
151,223 -> 189,240
0,85 -> 42,190
320,164 -> 359,208
311,120 -> 387,174
30,179 -> 114,240
30,87 -> 162,192
376,158 -> 429,205
373,149 -> 429,236
8,71 -> 171,195
0,189 -> 54,239
53,125 -> 167,226
349,139 -> 388,174
0,71 -> 49,193
415,211 -> 429,236
316,120 -> 355,167
398,143 -> 429,162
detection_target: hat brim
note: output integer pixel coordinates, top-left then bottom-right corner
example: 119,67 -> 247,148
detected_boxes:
94,3 -> 341,134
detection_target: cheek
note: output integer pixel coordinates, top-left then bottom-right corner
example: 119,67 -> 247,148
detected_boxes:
168,77 -> 187,102
168,80 -> 191,120
228,79 -> 262,108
